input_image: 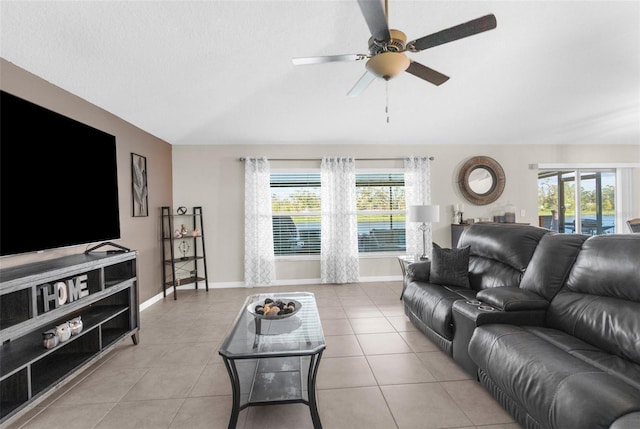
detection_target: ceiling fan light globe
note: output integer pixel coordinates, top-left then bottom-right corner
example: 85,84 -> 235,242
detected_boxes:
365,52 -> 410,81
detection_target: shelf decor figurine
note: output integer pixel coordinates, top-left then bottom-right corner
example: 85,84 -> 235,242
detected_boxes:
179,240 -> 190,259
452,203 -> 465,225
68,316 -> 83,336
56,322 -> 72,343
42,329 -> 59,349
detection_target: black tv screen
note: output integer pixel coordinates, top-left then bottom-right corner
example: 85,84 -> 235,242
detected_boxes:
1,90 -> 121,256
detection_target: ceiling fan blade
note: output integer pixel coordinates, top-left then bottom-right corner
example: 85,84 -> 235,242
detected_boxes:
292,54 -> 367,65
347,71 -> 377,97
408,14 -> 497,52
405,61 -> 450,86
357,0 -> 391,42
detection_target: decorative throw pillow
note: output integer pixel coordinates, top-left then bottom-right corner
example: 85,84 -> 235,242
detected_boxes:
429,243 -> 471,288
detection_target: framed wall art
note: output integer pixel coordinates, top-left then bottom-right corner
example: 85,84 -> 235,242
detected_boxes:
131,153 -> 148,217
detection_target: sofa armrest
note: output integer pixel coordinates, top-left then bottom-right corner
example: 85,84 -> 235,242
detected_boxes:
452,299 -> 546,328
451,299 -> 547,377
476,287 -> 549,311
406,261 -> 431,282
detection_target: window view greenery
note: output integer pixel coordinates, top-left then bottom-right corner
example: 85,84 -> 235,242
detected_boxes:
271,173 -> 321,255
538,170 -> 616,235
271,172 -> 406,256
356,173 -> 406,252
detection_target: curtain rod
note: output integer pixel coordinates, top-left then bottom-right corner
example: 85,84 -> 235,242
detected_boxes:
238,156 -> 434,161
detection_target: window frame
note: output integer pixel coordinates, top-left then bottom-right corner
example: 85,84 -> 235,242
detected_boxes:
269,167 -> 407,259
270,168 -> 321,260
355,168 -> 407,258
538,166 -> 617,235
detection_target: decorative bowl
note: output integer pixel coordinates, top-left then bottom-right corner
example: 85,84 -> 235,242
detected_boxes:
247,298 -> 302,320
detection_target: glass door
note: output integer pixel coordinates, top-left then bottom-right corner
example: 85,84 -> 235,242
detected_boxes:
538,169 -> 616,235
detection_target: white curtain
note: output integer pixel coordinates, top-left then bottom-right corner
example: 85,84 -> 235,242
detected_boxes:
617,168 -> 636,232
404,156 -> 433,258
244,157 -> 275,286
321,157 -> 359,283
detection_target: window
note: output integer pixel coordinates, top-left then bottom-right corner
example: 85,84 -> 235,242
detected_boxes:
538,169 -> 616,235
270,171 -> 406,256
356,172 -> 406,253
271,173 -> 321,255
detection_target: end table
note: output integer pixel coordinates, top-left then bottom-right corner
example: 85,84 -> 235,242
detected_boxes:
397,255 -> 416,300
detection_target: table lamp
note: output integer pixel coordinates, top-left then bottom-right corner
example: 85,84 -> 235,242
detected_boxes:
408,205 -> 440,260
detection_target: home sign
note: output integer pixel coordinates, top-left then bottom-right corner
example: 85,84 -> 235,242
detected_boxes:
39,274 -> 89,312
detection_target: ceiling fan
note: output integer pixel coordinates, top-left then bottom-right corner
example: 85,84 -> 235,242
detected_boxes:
292,0 -> 497,97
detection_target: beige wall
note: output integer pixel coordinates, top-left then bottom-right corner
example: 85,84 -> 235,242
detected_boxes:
0,59 -> 173,302
2,58 -> 638,291
172,143 -> 639,286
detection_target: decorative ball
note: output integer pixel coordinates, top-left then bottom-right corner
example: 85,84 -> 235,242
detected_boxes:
177,206 -> 187,215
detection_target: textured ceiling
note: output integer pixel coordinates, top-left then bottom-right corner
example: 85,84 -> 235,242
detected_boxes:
1,1 -> 639,146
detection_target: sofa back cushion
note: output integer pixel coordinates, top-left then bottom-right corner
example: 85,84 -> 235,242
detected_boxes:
519,233 -> 589,300
547,234 -> 640,363
458,224 -> 549,291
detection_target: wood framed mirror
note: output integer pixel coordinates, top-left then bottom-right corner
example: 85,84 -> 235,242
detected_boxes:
458,156 -> 505,205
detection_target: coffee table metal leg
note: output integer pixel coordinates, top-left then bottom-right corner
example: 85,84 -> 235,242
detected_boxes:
307,350 -> 324,428
254,317 -> 261,335
222,357 -> 241,429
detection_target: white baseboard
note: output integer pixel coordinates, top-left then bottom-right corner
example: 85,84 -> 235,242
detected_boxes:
139,275 -> 402,311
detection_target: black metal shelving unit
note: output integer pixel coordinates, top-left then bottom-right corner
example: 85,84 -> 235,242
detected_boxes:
161,206 -> 209,299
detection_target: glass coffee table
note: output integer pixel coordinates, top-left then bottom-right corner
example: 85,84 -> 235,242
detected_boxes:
218,292 -> 325,429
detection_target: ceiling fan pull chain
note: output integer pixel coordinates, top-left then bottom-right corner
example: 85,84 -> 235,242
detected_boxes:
386,82 -> 390,123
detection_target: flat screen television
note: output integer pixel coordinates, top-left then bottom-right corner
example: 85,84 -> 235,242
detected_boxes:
1,90 -> 121,256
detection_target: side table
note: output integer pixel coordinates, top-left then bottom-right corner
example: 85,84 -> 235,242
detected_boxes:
397,255 -> 417,300
397,255 -> 415,277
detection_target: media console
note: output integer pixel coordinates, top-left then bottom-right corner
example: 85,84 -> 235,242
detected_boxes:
0,251 -> 139,424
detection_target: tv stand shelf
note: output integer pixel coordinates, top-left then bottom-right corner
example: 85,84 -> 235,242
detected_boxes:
0,252 -> 139,425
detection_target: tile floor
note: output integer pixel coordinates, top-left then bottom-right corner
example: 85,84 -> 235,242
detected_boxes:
6,281 -> 521,429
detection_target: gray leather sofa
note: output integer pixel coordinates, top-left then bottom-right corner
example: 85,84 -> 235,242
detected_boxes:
402,223 -> 549,354
469,234 -> 640,429
403,223 -> 640,428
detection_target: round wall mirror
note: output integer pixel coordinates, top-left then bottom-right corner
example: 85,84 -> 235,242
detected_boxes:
458,156 -> 505,205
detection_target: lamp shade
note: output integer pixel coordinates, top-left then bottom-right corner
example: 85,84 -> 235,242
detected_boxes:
408,205 -> 440,223
365,52 -> 410,81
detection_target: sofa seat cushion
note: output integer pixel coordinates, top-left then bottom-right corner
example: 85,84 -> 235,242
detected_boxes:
526,327 -> 640,391
469,324 -> 640,429
403,281 -> 476,340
